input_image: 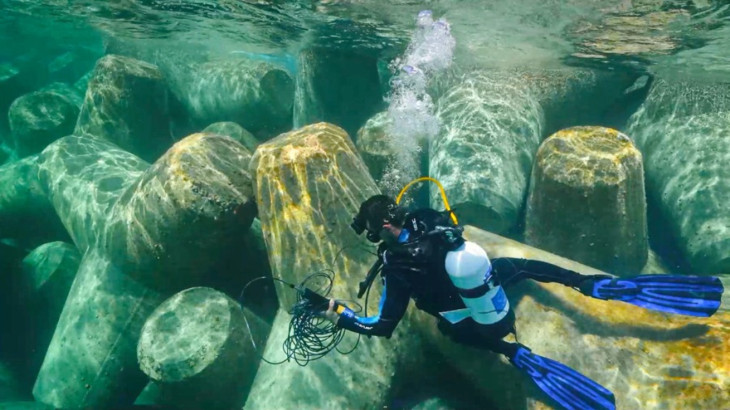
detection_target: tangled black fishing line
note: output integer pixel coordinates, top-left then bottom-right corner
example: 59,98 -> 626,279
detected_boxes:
238,244 -> 376,367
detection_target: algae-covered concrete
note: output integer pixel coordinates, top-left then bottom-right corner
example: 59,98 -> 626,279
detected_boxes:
32,132 -> 259,409
430,68 -> 638,235
8,91 -> 79,158
0,156 -> 67,247
525,126 -> 648,274
247,122 -> 426,409
18,242 -> 81,379
203,121 -> 258,153
74,54 -> 177,162
137,287 -> 257,410
627,79 -> 730,274
101,132 -> 257,292
173,58 -> 294,140
294,48 -> 384,138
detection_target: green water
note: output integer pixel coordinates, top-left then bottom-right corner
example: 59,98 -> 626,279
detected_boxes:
1,1 -> 730,409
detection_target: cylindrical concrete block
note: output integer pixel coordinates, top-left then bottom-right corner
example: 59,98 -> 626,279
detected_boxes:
430,68 -> 640,235
38,135 -> 149,253
627,79 -> 730,274
74,54 -> 177,162
203,121 -> 258,153
174,59 -> 294,140
525,126 -> 648,274
137,287 -> 257,410
293,47 -> 383,138
101,133 -> 257,292
32,249 -> 165,409
19,241 -> 81,378
355,111 -> 429,203
8,91 -> 79,158
430,71 -> 544,234
0,156 -> 67,247
247,122 -> 412,409
34,132 -> 259,409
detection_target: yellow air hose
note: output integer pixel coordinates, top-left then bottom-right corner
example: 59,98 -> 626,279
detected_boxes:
395,176 -> 459,226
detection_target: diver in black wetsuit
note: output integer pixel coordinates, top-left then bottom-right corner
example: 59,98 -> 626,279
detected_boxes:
327,194 -> 596,358
316,194 -> 723,410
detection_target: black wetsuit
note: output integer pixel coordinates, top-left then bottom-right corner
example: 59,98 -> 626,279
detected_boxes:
337,208 -> 588,359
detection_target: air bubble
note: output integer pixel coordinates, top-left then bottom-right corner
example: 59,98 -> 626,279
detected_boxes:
381,11 -> 456,195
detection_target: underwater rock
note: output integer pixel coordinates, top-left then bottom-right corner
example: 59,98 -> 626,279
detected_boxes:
430,70 -> 544,234
203,121 -> 258,152
38,82 -> 84,108
38,135 -> 148,253
294,47 -> 384,138
74,54 -> 177,162
101,132 -> 257,292
627,79 -> 730,274
430,68 -> 639,235
137,287 -> 257,410
250,122 -> 378,309
0,156 -> 67,247
246,122 -> 422,409
134,301 -> 271,407
525,126 -> 648,274
18,242 -> 81,379
355,111 -> 394,182
0,61 -> 49,131
47,48 -> 100,86
32,249 -> 165,409
73,70 -> 92,95
355,111 -> 430,202
8,91 -> 79,157
425,225 -> 730,409
34,132 -> 260,409
201,217 -> 278,322
171,58 -> 294,140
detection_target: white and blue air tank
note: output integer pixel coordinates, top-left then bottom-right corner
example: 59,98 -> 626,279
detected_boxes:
439,241 -> 510,325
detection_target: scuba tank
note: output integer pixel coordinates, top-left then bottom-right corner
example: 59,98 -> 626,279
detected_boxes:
393,176 -> 509,324
438,241 -> 510,325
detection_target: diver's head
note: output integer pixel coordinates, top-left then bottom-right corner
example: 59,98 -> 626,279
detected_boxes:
351,195 -> 407,243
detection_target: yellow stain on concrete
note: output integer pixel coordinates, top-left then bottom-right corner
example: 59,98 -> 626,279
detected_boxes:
251,123 -> 379,307
537,126 -> 642,186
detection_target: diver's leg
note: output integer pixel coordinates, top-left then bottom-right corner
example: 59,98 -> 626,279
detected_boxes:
436,317 -> 615,409
437,310 -> 519,358
492,257 -> 609,289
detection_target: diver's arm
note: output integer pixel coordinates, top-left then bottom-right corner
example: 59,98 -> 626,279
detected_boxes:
335,272 -> 411,338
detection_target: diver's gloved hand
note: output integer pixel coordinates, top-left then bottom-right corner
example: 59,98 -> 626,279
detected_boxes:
319,298 -> 341,325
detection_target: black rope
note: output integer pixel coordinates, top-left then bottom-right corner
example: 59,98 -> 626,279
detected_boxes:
237,246 -> 375,367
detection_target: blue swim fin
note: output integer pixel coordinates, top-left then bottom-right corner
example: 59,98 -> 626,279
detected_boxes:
580,274 -> 724,317
510,346 -> 616,410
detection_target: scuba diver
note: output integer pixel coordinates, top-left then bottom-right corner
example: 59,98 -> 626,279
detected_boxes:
316,182 -> 724,410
